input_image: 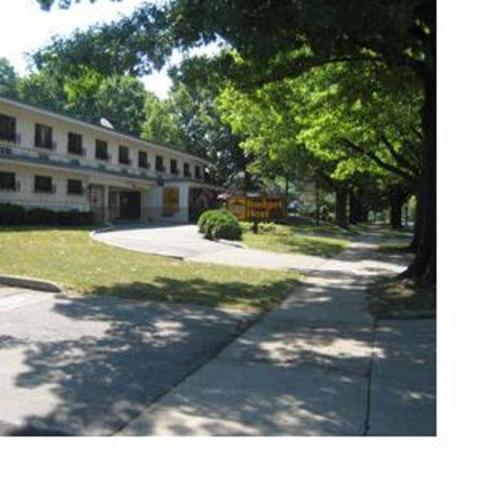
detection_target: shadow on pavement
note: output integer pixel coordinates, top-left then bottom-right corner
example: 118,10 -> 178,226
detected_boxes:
1,230 -> 435,436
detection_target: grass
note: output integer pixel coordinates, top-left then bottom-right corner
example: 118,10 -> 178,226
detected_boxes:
240,222 -> 350,257
376,242 -> 411,253
368,275 -> 436,319
0,227 -> 300,311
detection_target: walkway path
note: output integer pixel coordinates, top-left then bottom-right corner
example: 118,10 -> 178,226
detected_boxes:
119,234 -> 435,436
93,225 -> 336,272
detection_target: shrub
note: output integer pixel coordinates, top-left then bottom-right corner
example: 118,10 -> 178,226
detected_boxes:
197,209 -> 242,241
210,215 -> 242,240
0,203 -> 95,227
0,203 -> 27,225
27,208 -> 57,225
198,209 -> 216,234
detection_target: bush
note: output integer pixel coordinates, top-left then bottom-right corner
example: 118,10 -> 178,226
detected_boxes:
198,209 -> 216,234
27,208 -> 57,225
197,209 -> 242,241
210,215 -> 242,240
0,203 -> 27,225
0,203 -> 95,227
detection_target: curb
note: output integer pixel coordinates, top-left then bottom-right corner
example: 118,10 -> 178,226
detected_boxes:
89,224 -> 115,240
0,275 -> 62,293
216,238 -> 246,249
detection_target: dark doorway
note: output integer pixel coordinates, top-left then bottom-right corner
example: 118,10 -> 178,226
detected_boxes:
120,191 -> 141,220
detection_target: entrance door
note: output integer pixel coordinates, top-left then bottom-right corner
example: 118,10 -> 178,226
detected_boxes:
119,191 -> 141,220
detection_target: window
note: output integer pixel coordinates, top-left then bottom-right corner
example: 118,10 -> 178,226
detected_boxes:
170,159 -> 178,174
34,175 -> 54,193
183,162 -> 191,177
67,179 -> 83,195
155,155 -> 164,172
195,165 -> 202,179
95,139 -> 108,160
0,171 -> 16,191
68,133 -> 83,155
35,123 -> 53,150
119,145 -> 130,165
138,150 -> 148,168
0,114 -> 16,143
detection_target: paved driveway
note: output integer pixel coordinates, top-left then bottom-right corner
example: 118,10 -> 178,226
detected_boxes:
93,225 -> 332,272
93,225 -> 239,259
0,286 -> 253,435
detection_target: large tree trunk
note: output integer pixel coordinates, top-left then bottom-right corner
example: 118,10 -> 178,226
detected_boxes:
349,191 -> 358,224
409,189 -> 424,252
335,186 -> 348,228
403,74 -> 436,283
389,187 -> 406,229
349,192 -> 369,224
315,178 -> 320,226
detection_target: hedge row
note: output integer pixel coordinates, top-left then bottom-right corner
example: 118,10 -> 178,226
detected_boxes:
198,209 -> 242,241
0,203 -> 95,226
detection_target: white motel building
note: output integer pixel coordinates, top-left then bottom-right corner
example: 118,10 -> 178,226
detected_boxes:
0,95 -> 220,224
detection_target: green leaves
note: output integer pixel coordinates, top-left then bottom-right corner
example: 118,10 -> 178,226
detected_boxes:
0,57 -> 19,98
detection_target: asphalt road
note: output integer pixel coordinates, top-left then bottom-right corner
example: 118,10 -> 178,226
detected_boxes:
0,286 -> 254,435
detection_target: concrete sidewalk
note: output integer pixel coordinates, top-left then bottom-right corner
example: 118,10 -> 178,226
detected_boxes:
119,235 -> 436,436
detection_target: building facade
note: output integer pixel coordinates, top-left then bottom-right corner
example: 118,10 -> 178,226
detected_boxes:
0,96 -> 220,224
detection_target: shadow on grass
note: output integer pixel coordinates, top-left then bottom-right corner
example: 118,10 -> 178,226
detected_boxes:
367,275 -> 436,319
91,276 -> 301,311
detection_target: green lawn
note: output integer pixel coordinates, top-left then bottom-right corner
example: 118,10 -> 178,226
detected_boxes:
241,223 -> 350,257
0,227 -> 299,311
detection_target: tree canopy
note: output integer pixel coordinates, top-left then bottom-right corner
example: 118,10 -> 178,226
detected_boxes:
0,58 -> 18,98
30,0 -> 436,281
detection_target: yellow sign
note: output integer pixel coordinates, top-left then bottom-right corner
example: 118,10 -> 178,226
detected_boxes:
226,196 -> 286,221
163,187 -> 179,215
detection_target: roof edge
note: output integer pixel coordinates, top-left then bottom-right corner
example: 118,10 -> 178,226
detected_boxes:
0,95 -> 211,165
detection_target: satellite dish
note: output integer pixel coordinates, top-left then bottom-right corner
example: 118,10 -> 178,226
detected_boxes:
100,118 -> 115,129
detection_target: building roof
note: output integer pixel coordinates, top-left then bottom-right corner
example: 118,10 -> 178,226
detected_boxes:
0,95 -> 210,165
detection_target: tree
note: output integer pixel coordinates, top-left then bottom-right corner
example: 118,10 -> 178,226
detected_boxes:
0,57 -> 19,98
18,64 -> 149,136
35,0 -> 436,282
218,61 -> 422,230
17,69 -> 66,112
141,94 -> 186,150
297,62 -> 423,232
91,75 -> 149,135
141,56 -> 253,188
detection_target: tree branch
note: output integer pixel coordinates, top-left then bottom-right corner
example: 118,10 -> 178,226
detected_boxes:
380,134 -> 420,177
340,138 -> 417,184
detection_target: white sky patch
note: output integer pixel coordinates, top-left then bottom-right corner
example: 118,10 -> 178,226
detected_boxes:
0,0 -> 220,99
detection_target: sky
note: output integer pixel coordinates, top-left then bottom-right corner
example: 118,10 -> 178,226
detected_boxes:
0,0 -> 215,98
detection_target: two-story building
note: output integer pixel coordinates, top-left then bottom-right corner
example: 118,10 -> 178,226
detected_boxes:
0,95 -> 220,224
